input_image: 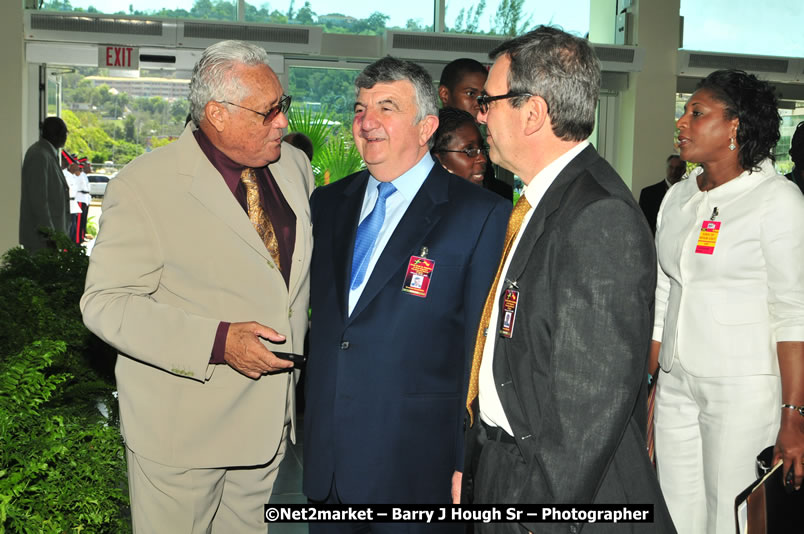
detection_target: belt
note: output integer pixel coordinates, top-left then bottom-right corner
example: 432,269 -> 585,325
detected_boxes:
481,419 -> 516,445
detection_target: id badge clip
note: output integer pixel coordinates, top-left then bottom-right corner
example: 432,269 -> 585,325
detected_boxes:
499,280 -> 520,338
402,246 -> 435,298
695,207 -> 721,255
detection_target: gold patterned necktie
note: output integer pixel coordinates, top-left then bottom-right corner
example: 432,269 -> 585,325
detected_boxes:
240,168 -> 281,271
466,195 -> 532,426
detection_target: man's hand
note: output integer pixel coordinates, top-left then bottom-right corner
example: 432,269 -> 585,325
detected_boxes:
224,321 -> 293,379
451,471 -> 462,504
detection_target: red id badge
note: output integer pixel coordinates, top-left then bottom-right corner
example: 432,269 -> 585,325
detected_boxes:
402,256 -> 435,298
499,288 -> 519,338
695,220 -> 721,255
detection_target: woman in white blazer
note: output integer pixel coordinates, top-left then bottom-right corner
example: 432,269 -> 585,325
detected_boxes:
649,69 -> 804,534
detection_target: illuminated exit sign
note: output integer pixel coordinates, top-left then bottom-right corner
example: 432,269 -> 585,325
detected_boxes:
99,46 -> 139,70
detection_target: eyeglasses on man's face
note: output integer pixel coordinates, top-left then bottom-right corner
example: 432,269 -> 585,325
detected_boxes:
218,94 -> 292,125
433,147 -> 488,158
476,92 -> 533,114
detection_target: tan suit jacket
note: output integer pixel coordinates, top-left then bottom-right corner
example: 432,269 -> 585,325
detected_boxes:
81,126 -> 314,468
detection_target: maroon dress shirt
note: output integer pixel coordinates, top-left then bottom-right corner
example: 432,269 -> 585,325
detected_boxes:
192,129 -> 297,364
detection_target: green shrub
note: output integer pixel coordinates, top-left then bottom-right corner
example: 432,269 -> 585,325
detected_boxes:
0,231 -> 128,532
0,341 -> 128,533
0,231 -> 117,419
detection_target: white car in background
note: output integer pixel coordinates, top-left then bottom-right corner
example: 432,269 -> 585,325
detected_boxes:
87,173 -> 114,197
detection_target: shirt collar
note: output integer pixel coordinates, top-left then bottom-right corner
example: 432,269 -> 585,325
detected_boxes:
367,152 -> 435,201
193,127 -> 246,194
523,140 -> 589,207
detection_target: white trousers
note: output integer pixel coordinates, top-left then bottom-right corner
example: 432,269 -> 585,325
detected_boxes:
126,423 -> 289,534
654,361 -> 780,534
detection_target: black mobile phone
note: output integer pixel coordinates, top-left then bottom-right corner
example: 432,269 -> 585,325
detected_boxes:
274,351 -> 307,364
784,463 -> 796,493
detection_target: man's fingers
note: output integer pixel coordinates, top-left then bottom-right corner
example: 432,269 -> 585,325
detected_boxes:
250,322 -> 287,343
224,321 -> 292,377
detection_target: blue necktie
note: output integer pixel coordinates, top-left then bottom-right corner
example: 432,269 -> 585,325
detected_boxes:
350,181 -> 397,290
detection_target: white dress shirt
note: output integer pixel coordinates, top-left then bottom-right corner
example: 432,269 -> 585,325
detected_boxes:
76,171 -> 92,205
63,169 -> 81,214
479,141 -> 589,434
348,153 -> 434,315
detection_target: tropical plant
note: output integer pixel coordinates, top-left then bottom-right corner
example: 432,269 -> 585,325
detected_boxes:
287,105 -> 332,162
314,132 -> 365,186
287,107 -> 364,185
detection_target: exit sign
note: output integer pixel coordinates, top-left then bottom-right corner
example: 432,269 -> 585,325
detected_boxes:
99,46 -> 139,70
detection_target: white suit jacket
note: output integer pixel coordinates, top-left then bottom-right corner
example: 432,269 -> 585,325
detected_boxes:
81,126 -> 314,468
653,159 -> 804,377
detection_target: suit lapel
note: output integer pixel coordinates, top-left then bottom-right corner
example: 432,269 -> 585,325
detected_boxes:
181,128 -> 274,263
348,166 -> 448,322
504,145 -> 599,282
334,171 -> 370,319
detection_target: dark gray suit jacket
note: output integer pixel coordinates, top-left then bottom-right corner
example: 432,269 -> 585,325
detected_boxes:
19,138 -> 69,250
468,146 -> 676,533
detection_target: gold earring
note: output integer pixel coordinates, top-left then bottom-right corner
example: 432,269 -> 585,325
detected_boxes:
729,137 -> 736,151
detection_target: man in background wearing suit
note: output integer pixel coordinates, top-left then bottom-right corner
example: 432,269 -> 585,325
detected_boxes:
81,40 -> 314,533
638,154 -> 686,235
463,27 -> 676,533
19,116 -> 69,251
303,56 -> 510,532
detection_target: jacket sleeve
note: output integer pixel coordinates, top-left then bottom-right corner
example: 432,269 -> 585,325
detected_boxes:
80,177 -> 219,381
762,180 -> 804,341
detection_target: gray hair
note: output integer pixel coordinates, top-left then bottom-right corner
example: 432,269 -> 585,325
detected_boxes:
355,56 -> 439,147
489,26 -> 601,142
188,40 -> 271,126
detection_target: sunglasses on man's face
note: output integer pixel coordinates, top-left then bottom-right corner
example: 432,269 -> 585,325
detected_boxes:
218,95 -> 292,125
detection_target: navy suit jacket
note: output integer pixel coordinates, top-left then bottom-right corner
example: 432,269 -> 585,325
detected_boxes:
303,162 -> 510,504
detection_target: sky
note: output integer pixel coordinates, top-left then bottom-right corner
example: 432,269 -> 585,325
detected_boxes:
64,0 -> 804,58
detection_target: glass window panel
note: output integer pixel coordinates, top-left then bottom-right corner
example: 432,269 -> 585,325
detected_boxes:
245,0 -> 435,33
39,0 -> 435,32
40,1 -> 237,22
680,0 -> 804,58
286,66 -> 365,184
445,0 -> 589,36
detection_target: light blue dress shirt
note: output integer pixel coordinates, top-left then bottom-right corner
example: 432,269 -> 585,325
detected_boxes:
348,153 -> 435,315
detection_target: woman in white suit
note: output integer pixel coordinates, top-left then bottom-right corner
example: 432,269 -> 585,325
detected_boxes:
649,69 -> 804,534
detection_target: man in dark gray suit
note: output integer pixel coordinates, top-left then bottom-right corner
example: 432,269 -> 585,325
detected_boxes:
20,117 -> 69,250
463,27 -> 676,533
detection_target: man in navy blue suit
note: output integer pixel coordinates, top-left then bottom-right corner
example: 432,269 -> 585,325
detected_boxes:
303,56 -> 510,532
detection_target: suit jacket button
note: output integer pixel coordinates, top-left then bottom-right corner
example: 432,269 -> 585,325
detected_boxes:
340,341 -> 350,350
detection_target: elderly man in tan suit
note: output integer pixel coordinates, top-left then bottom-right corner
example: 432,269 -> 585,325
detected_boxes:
81,40 -> 314,533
